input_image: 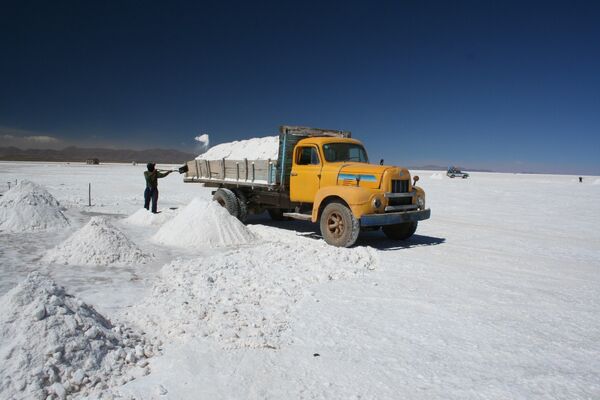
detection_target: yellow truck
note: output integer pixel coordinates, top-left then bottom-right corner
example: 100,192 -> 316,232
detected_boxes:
183,125 -> 430,247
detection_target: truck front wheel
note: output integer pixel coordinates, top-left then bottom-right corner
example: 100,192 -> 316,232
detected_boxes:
213,188 -> 239,218
319,202 -> 360,247
382,222 -> 417,240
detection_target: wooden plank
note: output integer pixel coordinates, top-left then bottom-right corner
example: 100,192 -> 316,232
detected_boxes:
187,160 -> 202,179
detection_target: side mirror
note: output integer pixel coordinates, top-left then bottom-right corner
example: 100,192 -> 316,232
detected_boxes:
412,175 -> 419,186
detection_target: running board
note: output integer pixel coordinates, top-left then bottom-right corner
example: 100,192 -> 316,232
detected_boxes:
282,212 -> 312,221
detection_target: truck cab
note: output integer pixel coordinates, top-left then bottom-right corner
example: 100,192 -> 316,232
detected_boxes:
288,136 -> 429,246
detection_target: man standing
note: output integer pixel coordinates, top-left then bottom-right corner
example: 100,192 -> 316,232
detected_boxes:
144,162 -> 173,213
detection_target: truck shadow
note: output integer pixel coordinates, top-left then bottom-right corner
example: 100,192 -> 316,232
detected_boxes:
246,214 -> 445,251
357,231 -> 446,251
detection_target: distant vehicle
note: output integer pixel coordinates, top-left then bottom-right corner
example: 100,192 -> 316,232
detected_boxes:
447,166 -> 469,179
182,125 -> 431,247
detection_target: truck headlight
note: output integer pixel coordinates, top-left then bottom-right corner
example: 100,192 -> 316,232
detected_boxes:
372,197 -> 382,210
416,195 -> 425,210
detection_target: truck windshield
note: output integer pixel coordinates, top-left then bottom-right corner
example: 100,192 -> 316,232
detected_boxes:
322,143 -> 368,163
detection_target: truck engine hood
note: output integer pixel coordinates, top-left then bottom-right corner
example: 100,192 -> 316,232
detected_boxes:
332,163 -> 410,189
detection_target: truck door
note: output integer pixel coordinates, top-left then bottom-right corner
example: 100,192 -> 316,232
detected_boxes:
290,145 -> 322,203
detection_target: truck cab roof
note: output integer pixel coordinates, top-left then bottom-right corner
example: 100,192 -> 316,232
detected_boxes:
296,136 -> 364,146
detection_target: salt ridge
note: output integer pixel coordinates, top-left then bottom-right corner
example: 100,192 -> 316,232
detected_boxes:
152,199 -> 256,248
0,180 -> 69,232
131,229 -> 377,349
44,217 -> 150,266
0,273 -> 157,400
122,208 -> 177,227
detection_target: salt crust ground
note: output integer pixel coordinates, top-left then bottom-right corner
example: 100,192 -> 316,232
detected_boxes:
1,164 -> 599,399
196,136 -> 279,160
152,198 -> 256,248
43,217 -> 151,266
128,231 -> 377,349
0,180 -> 69,232
0,273 -> 157,400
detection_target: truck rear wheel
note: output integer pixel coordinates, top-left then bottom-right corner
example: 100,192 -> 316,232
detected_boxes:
382,222 -> 417,240
232,189 -> 248,222
213,188 -> 239,218
319,201 -> 360,247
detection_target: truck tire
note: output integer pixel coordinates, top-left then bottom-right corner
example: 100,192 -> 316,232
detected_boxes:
233,189 -> 248,222
213,188 -> 239,218
319,201 -> 360,247
382,222 -> 417,241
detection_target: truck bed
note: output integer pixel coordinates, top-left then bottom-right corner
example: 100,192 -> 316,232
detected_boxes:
183,125 -> 351,189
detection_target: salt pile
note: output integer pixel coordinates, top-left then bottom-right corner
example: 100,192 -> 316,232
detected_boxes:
122,208 -> 177,227
44,217 -> 150,266
196,136 -> 279,160
0,273 -> 157,400
152,199 -> 256,248
0,180 -> 69,232
130,233 -> 377,349
429,172 -> 443,180
593,178 -> 600,185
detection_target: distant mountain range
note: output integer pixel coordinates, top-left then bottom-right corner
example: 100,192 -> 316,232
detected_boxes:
0,146 -> 196,164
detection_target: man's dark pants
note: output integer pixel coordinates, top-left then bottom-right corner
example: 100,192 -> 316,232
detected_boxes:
144,187 -> 159,213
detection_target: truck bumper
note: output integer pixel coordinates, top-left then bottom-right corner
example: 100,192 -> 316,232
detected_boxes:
360,209 -> 431,227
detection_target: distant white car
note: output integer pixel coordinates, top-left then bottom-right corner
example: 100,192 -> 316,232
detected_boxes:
447,167 -> 469,179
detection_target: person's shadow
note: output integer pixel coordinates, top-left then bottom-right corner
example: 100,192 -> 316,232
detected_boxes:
246,213 -> 445,250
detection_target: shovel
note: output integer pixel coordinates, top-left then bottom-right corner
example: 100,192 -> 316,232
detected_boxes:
156,165 -> 188,174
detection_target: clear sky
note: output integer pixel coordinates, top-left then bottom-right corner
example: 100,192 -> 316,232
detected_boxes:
1,0 -> 599,174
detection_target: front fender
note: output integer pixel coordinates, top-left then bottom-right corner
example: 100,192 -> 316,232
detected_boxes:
414,186 -> 425,198
311,186 -> 380,222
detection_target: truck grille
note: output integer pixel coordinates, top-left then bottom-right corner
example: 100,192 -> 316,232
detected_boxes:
389,197 -> 412,206
389,179 -> 412,207
391,179 -> 409,193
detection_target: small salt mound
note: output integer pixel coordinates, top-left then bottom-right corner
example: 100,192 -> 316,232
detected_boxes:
592,178 -> 600,185
130,233 -> 377,349
44,217 -> 150,266
196,136 -> 279,160
429,173 -> 443,180
122,208 -> 177,227
152,199 -> 256,248
0,180 -> 69,232
0,273 -> 157,400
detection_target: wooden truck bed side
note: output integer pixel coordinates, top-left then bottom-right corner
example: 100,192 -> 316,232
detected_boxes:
184,158 -> 277,187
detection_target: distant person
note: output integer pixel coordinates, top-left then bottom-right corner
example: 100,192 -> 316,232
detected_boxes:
144,162 -> 173,213
579,177 -> 583,183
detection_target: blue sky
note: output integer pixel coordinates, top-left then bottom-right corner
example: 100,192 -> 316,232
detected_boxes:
1,0 -> 599,174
